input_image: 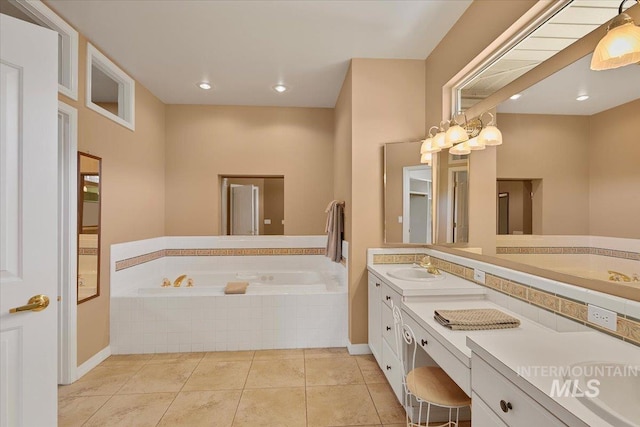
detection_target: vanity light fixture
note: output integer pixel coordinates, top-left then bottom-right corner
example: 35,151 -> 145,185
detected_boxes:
420,126 -> 441,154
420,152 -> 432,165
576,95 -> 590,101
510,93 -> 522,100
434,121 -> 451,149
445,114 -> 469,146
591,0 -> 640,70
198,82 -> 212,90
273,84 -> 288,93
477,112 -> 502,146
449,141 -> 471,156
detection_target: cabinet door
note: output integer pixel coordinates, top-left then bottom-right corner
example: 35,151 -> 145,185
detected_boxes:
367,273 -> 382,364
382,339 -> 404,403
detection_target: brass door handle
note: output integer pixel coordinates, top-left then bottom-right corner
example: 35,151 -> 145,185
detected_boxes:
9,294 -> 50,314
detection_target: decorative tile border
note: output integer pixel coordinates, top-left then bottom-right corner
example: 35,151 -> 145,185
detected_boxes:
115,247 -> 327,272
373,252 -> 640,347
79,248 -> 98,256
496,246 -> 640,261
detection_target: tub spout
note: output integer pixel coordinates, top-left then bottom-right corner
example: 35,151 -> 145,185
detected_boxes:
608,270 -> 631,282
174,274 -> 188,287
161,278 -> 171,287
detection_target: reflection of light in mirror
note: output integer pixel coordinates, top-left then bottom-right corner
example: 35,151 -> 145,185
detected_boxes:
510,93 -> 522,100
576,95 -> 590,101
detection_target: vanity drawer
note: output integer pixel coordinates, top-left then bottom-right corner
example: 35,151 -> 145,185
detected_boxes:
381,282 -> 401,310
402,311 -> 471,395
472,356 -> 566,427
382,339 -> 404,403
472,392 -> 509,427
381,303 -> 398,356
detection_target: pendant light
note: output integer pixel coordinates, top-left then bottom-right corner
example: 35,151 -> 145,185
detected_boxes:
477,112 -> 502,146
420,126 -> 441,154
591,0 -> 640,70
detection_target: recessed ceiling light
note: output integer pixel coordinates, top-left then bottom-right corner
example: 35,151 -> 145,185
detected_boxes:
273,84 -> 288,93
198,82 -> 212,90
510,94 -> 522,100
576,95 -> 589,101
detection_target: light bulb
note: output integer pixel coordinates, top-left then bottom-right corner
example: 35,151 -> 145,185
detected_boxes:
445,124 -> 469,146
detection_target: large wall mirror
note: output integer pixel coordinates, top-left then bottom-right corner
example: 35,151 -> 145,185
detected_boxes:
384,142 -> 434,244
220,176 -> 285,235
439,0 -> 640,300
78,152 -> 101,303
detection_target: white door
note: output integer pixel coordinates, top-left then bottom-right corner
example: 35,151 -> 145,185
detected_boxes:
0,14 -> 59,427
231,185 -> 258,235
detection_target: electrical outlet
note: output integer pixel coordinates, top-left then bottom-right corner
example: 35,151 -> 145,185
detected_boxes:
587,304 -> 617,331
473,269 -> 486,284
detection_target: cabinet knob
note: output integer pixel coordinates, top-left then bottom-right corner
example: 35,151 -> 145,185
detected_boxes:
420,339 -> 428,346
386,326 -> 391,331
499,400 -> 513,413
386,365 -> 391,371
375,282 -> 380,287
385,295 -> 391,301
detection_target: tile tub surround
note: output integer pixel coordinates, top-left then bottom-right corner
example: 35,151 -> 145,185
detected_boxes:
368,248 -> 640,347
110,236 -> 348,354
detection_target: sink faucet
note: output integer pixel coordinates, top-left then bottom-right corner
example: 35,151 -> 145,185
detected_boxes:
608,270 -> 631,282
173,274 -> 188,287
419,256 -> 441,275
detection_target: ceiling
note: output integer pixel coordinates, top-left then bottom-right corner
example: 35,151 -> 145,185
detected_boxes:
497,54 -> 640,115
461,0 -> 622,110
47,0 -> 472,108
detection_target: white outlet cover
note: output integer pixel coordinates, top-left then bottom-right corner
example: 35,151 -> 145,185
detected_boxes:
398,216 -> 403,223
264,219 -> 271,225
587,304 -> 617,332
473,269 -> 486,284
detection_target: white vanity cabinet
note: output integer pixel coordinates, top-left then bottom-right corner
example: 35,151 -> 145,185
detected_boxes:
367,272 -> 382,361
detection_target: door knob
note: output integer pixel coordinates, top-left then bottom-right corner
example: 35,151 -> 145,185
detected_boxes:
9,294 -> 50,314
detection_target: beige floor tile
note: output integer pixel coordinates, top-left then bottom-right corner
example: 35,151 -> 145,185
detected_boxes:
83,393 -> 175,427
58,365 -> 140,397
158,390 -> 242,427
245,358 -> 305,388
356,355 -> 387,384
233,387 -> 306,427
367,382 -> 406,424
99,354 -> 153,368
204,350 -> 255,361
253,348 -> 304,360
119,361 -> 198,393
306,357 -> 364,386
58,395 -> 110,427
306,385 -> 381,427
304,347 -> 350,359
183,360 -> 251,391
148,352 -> 205,364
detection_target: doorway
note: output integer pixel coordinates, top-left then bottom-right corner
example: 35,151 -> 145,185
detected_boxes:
497,180 -> 533,235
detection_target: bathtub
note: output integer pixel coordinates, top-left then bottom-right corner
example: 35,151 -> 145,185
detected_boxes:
109,236 -> 348,354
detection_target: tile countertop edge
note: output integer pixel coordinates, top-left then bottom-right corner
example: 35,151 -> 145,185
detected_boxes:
466,332 -> 640,427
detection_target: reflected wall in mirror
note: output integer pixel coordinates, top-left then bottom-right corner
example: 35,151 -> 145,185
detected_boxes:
78,152 -> 101,303
384,142 -> 434,244
220,176 -> 284,236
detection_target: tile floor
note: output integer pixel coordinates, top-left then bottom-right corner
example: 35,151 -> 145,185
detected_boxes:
59,348 -> 410,427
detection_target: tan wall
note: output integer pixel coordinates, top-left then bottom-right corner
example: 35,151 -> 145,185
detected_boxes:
334,65 -> 353,245
350,59 -> 426,344
589,98 -> 640,239
55,32 -> 166,365
497,113 -> 590,235
426,0 -> 538,250
384,141 -> 423,243
164,105 -> 333,236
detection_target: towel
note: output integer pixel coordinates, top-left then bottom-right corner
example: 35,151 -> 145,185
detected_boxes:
434,308 -> 520,331
324,200 -> 345,263
225,281 -> 249,295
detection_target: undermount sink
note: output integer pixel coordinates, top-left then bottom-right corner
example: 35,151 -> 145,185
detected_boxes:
386,267 -> 445,282
567,362 -> 640,427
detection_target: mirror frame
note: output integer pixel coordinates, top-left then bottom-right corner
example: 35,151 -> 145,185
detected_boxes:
77,152 -> 102,304
432,1 -> 640,302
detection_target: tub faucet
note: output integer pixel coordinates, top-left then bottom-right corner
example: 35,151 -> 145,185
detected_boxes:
419,256 -> 441,275
608,270 -> 631,282
161,278 -> 171,287
174,274 -> 188,287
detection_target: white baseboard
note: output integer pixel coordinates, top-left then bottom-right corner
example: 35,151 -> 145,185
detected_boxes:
76,346 -> 111,380
347,341 -> 372,355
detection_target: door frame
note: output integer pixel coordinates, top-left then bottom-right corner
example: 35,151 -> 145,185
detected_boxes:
446,166 -> 468,243
58,101 -> 77,384
402,165 -> 432,244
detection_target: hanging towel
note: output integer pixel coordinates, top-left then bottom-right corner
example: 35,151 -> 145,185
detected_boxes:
325,200 -> 345,263
434,308 -> 520,331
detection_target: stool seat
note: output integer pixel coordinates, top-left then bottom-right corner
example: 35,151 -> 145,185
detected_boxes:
406,366 -> 471,408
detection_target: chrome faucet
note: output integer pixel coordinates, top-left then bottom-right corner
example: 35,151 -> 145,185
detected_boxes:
419,256 -> 441,275
173,274 -> 188,287
608,270 -> 632,282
